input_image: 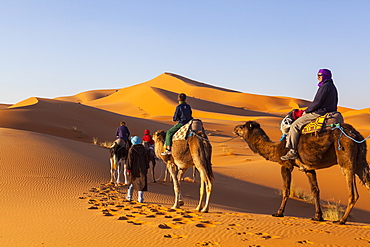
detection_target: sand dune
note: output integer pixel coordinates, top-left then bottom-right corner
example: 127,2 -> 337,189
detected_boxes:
55,89 -> 117,103
1,73 -> 369,246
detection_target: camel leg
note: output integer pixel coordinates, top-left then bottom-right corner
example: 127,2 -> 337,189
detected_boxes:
110,156 -> 117,185
304,170 -> 323,221
337,169 -> 359,224
176,168 -> 185,205
192,161 -> 212,212
192,166 -> 197,182
167,163 -> 182,209
202,177 -> 213,213
151,160 -> 156,183
196,171 -> 212,213
195,177 -> 205,212
273,165 -> 292,217
116,159 -> 124,185
163,166 -> 170,182
123,163 -> 129,185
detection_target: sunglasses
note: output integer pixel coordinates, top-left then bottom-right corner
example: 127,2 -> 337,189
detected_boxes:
317,73 -> 323,76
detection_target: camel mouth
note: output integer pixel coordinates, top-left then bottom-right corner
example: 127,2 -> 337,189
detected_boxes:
233,126 -> 243,137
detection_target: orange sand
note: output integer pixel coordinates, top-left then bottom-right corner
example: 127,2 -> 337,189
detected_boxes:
1,73 -> 369,246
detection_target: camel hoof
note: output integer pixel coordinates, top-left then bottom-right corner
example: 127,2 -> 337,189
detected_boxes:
179,200 -> 184,206
272,213 -> 284,217
201,208 -> 209,213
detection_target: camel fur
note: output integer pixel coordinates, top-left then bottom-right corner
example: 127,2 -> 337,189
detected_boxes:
153,126 -> 213,212
234,120 -> 370,224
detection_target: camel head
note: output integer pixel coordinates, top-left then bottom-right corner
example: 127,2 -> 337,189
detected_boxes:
152,130 -> 166,143
233,121 -> 261,137
234,121 -> 270,154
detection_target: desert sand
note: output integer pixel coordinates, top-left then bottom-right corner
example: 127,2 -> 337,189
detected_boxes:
1,73 -> 369,246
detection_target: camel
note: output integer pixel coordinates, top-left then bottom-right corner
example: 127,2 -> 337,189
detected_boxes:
153,120 -> 213,212
109,140 -> 130,185
233,120 -> 370,224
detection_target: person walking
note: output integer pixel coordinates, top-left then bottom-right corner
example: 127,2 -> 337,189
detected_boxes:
126,136 -> 150,203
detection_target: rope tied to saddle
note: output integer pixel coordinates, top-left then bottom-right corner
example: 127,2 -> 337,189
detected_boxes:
189,130 -> 239,143
329,123 -> 370,150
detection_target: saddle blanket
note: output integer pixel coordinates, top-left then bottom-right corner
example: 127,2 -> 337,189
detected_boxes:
302,112 -> 344,134
172,119 -> 204,141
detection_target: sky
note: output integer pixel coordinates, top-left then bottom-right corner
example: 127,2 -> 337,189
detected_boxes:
1,0 -> 370,109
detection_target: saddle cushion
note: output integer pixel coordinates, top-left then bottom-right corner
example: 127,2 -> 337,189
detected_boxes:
302,112 -> 344,134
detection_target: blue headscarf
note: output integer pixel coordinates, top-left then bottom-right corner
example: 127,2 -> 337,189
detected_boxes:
130,136 -> 142,145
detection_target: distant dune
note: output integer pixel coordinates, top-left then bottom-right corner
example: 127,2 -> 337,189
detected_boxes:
1,73 -> 369,246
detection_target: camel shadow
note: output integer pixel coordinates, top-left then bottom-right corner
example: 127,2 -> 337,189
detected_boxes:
146,165 -> 370,224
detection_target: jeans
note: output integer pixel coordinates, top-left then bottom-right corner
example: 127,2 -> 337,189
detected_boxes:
165,123 -> 183,147
285,112 -> 321,150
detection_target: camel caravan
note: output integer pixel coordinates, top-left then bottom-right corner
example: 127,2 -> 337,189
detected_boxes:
108,82 -> 370,224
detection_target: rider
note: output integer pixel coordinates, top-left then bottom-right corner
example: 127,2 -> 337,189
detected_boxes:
161,93 -> 193,155
115,121 -> 131,147
280,68 -> 338,160
142,129 -> 154,145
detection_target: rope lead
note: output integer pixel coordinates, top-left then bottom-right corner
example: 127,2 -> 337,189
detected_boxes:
331,124 -> 370,150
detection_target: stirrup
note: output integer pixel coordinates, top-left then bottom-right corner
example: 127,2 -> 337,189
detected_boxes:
161,150 -> 172,155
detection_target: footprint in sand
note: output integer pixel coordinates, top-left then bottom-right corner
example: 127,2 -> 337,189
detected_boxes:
305,229 -> 330,234
102,208 -> 123,216
163,234 -> 187,239
228,223 -> 241,226
195,241 -> 220,246
172,217 -> 194,224
237,232 -> 280,241
127,220 -> 151,225
298,240 -> 314,244
354,237 -> 370,243
255,232 -> 280,239
195,221 -> 222,228
158,223 -> 182,229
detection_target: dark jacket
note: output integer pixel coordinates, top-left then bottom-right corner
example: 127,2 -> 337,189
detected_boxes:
127,144 -> 150,191
116,125 -> 130,140
173,102 -> 193,125
305,79 -> 338,115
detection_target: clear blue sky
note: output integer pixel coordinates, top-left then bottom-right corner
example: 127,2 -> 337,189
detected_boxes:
1,1 -> 370,109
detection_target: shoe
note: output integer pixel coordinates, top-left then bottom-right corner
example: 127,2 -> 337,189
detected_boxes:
280,150 -> 298,160
161,150 -> 172,155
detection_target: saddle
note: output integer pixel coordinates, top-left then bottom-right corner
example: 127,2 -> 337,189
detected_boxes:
302,111 -> 344,134
172,119 -> 205,141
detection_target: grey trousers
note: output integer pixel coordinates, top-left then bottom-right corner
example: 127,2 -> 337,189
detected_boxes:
285,112 -> 321,150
